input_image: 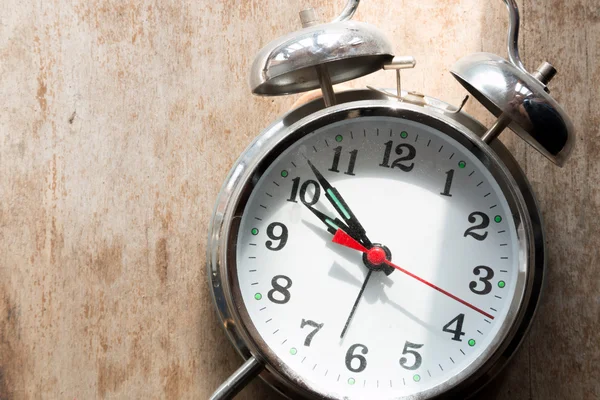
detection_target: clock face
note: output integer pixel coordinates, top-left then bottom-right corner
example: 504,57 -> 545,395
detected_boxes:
233,116 -> 524,399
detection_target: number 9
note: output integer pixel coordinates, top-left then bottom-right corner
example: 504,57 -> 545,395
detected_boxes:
265,222 -> 288,251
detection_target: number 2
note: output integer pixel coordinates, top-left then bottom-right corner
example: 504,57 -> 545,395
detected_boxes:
464,212 -> 489,241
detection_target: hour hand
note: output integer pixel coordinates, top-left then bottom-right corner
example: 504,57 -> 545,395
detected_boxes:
306,159 -> 371,247
305,205 -> 351,236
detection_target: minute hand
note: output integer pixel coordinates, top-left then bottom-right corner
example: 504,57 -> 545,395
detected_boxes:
306,159 -> 372,247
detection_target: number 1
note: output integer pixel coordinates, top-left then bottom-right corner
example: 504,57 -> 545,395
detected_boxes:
441,169 -> 454,197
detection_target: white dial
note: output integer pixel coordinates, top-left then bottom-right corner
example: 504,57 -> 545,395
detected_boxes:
235,117 -> 522,399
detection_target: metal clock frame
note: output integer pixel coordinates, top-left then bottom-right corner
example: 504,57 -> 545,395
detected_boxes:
207,90 -> 544,399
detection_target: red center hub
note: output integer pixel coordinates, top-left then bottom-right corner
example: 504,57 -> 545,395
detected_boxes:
366,246 -> 387,265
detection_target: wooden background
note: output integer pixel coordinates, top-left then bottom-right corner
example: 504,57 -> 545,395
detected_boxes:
0,0 -> 598,399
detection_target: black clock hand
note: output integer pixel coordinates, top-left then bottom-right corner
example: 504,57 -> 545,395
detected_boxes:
340,270 -> 373,339
306,159 -> 372,247
305,205 -> 352,236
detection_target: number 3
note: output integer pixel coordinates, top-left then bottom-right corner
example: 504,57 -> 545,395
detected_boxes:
469,266 -> 494,295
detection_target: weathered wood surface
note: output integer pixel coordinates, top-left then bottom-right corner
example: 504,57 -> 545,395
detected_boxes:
0,0 -> 598,399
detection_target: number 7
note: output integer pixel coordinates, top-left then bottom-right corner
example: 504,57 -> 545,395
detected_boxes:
300,319 -> 324,347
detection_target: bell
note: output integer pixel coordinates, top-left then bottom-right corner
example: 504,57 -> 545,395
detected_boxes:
450,0 -> 575,166
249,1 -> 394,105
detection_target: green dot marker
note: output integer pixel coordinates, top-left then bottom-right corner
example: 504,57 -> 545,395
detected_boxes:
290,347 -> 297,355
348,377 -> 355,385
498,280 -> 506,288
458,160 -> 467,169
335,134 -> 343,142
254,293 -> 262,300
494,215 -> 502,223
468,339 -> 476,347
281,170 -> 288,178
400,131 -> 408,139
413,374 -> 421,382
251,228 -> 259,235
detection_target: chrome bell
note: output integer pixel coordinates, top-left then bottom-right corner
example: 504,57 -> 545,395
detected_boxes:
249,0 -> 394,106
451,0 -> 575,166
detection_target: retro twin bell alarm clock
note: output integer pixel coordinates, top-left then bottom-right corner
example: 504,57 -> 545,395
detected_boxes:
207,0 -> 574,399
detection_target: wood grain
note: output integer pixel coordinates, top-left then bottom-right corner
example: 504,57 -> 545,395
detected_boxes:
0,0 -> 597,399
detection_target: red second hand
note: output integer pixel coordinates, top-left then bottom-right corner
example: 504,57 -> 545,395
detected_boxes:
332,229 -> 495,320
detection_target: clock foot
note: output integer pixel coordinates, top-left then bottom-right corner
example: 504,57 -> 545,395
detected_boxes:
209,356 -> 263,400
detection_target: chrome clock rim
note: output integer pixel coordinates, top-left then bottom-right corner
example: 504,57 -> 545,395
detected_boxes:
207,95 -> 544,399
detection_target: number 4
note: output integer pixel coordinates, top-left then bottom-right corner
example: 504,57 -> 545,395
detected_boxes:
443,314 -> 466,342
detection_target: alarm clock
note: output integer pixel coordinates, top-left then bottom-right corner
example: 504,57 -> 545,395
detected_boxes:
207,0 -> 574,399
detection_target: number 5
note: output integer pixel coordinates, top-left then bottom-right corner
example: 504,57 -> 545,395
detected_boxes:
399,341 -> 423,370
